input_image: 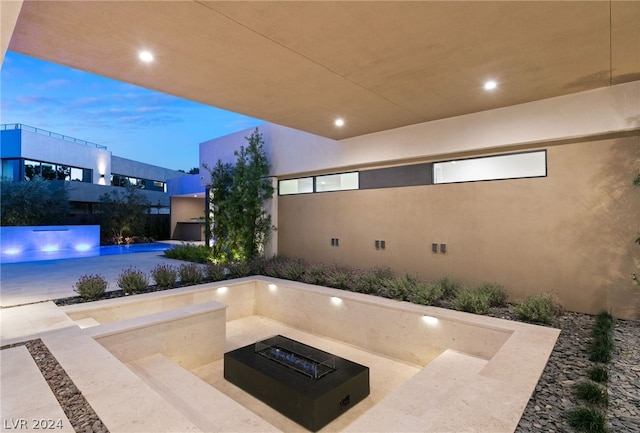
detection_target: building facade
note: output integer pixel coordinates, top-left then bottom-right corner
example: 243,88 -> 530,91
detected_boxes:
190,82 -> 640,320
1,123 -> 184,220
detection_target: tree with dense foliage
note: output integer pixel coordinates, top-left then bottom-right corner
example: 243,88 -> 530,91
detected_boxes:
205,160 -> 234,258
205,128 -> 274,261
0,177 -> 69,225
97,185 -> 151,244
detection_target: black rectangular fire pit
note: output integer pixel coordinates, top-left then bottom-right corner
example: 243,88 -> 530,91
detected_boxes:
224,335 -> 370,431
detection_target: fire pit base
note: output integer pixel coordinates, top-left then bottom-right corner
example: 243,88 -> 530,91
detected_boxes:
224,335 -> 370,432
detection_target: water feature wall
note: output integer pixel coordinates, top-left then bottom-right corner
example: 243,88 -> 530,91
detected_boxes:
0,225 -> 100,264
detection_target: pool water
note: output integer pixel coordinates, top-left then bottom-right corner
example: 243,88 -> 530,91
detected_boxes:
99,243 -> 173,256
1,243 -> 172,264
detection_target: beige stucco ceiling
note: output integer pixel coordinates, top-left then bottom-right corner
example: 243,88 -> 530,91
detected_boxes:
7,1 -> 640,140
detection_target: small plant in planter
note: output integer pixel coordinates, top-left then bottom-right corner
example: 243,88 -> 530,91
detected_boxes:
587,365 -> 609,383
302,262 -> 330,286
589,311 -> 614,363
151,264 -> 178,289
324,265 -> 352,290
435,276 -> 460,300
407,282 -> 444,306
513,293 -> 561,325
178,263 -> 204,286
225,260 -> 252,279
475,282 -> 508,307
73,274 -> 108,301
451,287 -> 491,315
567,406 -> 607,433
574,380 -> 609,407
204,262 -> 226,282
116,267 -> 149,294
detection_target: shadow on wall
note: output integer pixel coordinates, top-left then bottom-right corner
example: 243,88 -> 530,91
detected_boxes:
570,134 -> 640,319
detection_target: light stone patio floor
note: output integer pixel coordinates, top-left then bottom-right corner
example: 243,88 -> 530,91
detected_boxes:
1,254 -> 560,433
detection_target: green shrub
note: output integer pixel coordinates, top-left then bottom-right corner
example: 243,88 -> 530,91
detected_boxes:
592,311 -> 614,340
302,263 -> 330,286
116,267 -> 149,294
587,365 -> 609,383
513,293 -> 561,325
178,263 -> 204,285
567,406 -> 607,433
226,260 -> 251,279
475,282 -> 508,307
435,276 -> 460,299
278,257 -> 306,281
350,267 -> 394,294
451,287 -> 491,315
408,282 -> 444,306
575,381 -> 609,407
151,264 -> 178,288
325,266 -> 352,290
164,244 -> 215,263
73,274 -> 108,300
263,256 -> 296,279
377,274 -> 421,301
247,256 -> 268,276
204,262 -> 226,281
590,336 -> 613,363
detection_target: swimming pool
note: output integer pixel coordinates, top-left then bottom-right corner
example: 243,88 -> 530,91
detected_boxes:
99,243 -> 173,256
0,242 -> 172,264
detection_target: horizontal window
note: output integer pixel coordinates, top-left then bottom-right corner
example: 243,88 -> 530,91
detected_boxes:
315,172 -> 359,192
279,177 -> 313,195
360,163 -> 432,189
433,151 -> 546,184
21,159 -> 91,182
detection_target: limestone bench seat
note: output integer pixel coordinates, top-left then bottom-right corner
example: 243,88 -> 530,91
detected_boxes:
86,301 -> 227,370
128,353 -> 279,432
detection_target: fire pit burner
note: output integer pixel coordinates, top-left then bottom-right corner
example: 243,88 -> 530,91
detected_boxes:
255,337 -> 336,380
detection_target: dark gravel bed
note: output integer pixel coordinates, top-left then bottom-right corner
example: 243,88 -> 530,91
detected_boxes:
0,339 -> 108,433
489,308 -> 640,433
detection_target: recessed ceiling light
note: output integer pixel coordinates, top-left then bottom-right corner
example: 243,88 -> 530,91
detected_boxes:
139,50 -> 154,63
334,118 -> 345,127
484,80 -> 497,91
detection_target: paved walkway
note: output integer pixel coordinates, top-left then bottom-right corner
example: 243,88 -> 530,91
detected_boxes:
0,247 -> 188,307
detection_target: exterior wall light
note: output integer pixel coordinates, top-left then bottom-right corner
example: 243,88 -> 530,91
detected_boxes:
422,315 -> 438,325
217,286 -> 228,294
139,50 -> 154,62
484,80 -> 497,91
331,296 -> 343,305
268,284 -> 277,292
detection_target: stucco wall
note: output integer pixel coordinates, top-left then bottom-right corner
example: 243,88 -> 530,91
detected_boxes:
111,155 -> 183,182
170,196 -> 205,240
268,81 -> 640,177
277,135 -> 640,319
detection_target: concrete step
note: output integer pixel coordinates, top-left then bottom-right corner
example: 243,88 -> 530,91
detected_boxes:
128,353 -> 280,433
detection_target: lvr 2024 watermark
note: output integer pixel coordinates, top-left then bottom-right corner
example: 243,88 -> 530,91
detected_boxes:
2,419 -> 64,430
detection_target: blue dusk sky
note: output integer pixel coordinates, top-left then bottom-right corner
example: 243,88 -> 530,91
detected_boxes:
1,51 -> 264,171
